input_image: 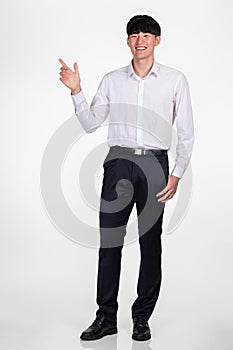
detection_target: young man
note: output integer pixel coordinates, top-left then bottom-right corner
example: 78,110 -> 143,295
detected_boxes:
59,14 -> 194,341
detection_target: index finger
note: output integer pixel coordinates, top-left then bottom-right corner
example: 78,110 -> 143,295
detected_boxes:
58,58 -> 69,68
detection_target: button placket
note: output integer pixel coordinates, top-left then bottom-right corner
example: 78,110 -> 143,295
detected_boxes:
136,78 -> 144,146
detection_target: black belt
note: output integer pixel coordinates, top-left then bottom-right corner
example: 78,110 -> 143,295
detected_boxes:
110,146 -> 167,156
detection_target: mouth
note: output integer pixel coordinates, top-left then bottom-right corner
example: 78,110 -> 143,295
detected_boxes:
135,46 -> 147,51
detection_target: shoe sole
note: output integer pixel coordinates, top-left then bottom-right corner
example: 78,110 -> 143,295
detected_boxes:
80,327 -> 118,341
132,333 -> 151,341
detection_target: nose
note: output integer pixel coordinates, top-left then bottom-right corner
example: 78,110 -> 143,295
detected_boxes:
136,33 -> 145,44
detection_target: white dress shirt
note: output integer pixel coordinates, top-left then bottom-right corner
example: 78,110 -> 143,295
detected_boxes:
71,59 -> 194,179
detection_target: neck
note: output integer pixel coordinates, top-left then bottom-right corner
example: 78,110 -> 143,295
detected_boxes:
132,56 -> 155,78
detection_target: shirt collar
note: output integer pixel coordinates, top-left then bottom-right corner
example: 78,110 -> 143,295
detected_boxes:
127,58 -> 160,79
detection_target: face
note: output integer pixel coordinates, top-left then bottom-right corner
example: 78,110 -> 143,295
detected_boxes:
127,32 -> 161,60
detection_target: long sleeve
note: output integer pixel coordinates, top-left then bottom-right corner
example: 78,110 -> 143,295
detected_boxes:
71,74 -> 110,133
171,73 -> 195,179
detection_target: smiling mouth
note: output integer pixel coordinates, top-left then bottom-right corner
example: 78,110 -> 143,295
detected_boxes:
135,46 -> 147,51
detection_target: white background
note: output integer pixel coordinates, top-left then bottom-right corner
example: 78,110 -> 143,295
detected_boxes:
1,0 -> 233,349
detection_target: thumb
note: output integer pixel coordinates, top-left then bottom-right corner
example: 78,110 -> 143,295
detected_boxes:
74,62 -> 78,73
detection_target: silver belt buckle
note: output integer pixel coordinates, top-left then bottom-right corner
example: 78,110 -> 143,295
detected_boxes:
134,148 -> 146,155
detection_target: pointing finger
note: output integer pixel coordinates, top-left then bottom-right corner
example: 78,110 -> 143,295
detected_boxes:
58,58 -> 69,68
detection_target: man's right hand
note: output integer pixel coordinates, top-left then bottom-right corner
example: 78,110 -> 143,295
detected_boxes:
58,58 -> 81,95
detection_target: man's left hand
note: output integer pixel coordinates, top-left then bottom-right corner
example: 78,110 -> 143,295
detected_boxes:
156,175 -> 180,202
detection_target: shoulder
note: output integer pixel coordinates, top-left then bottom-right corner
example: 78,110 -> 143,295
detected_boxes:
158,62 -> 186,80
102,65 -> 129,81
157,62 -> 191,92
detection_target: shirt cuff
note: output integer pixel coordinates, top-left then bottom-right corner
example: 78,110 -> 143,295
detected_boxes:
71,90 -> 85,105
170,164 -> 183,179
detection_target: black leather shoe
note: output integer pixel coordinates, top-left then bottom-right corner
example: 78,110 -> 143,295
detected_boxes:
80,314 -> 117,341
132,315 -> 151,341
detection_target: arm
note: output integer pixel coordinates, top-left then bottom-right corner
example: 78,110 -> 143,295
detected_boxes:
171,73 -> 195,179
71,75 -> 110,133
58,58 -> 109,133
156,73 -> 194,202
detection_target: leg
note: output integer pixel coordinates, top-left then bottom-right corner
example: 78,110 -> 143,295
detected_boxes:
131,209 -> 165,320
96,155 -> 135,321
131,154 -> 169,320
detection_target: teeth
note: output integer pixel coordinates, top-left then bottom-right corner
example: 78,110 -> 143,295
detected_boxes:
136,47 -> 146,50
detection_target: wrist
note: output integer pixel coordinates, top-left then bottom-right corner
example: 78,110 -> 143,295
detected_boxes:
71,87 -> 81,95
170,174 -> 180,181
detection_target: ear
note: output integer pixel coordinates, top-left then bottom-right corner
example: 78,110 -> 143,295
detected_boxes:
154,36 -> 161,47
126,36 -> 130,47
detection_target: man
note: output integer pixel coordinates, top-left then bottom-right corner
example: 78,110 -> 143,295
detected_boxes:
59,14 -> 194,341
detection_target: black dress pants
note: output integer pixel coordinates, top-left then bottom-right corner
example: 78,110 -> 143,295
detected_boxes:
95,147 -> 169,322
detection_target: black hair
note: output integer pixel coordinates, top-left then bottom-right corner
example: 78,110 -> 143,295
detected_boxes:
126,15 -> 161,37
